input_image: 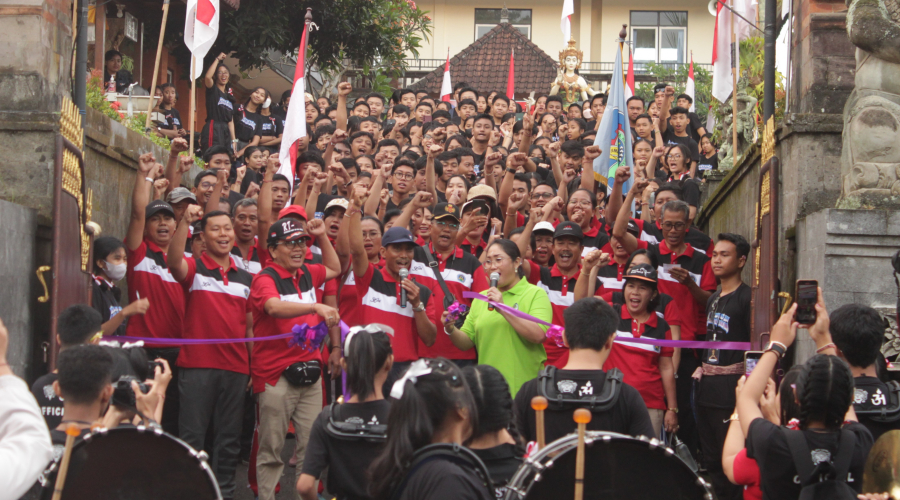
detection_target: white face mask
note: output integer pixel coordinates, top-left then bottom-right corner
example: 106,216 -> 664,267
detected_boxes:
263,97 -> 271,109
104,260 -> 127,281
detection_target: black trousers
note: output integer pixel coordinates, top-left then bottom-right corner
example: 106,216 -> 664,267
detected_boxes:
697,405 -> 743,500
676,353 -> 700,458
179,367 -> 249,499
144,347 -> 180,436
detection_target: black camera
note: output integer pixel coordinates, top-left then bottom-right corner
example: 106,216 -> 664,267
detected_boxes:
148,360 -> 163,375
112,375 -> 150,409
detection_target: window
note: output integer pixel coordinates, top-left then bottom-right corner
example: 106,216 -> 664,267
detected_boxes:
475,9 -> 532,40
630,11 -> 687,64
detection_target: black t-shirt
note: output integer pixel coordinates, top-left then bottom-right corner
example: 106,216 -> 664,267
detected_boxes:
661,131 -> 700,164
240,168 -> 264,195
233,107 -> 263,142
746,419 -> 873,500
397,457 -> 493,500
514,369 -> 654,443
696,283 -> 752,409
205,85 -> 235,123
158,107 -> 183,131
92,277 -> 126,336
470,443 -> 522,499
258,114 -> 283,152
301,400 -> 391,500
31,372 -> 64,430
666,113 -> 705,142
853,376 -> 900,442
698,153 -> 718,176
665,176 -> 701,208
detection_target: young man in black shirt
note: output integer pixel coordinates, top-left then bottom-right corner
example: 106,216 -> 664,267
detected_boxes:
828,303 -> 900,441
515,297 -> 654,443
695,233 -> 752,500
661,107 -> 700,176
31,305 -> 104,430
675,94 -> 707,142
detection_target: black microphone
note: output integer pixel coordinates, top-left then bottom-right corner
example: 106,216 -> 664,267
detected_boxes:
399,268 -> 409,308
488,272 -> 499,311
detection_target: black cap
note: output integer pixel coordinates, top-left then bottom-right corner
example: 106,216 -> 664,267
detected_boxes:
653,83 -> 667,94
554,221 -> 584,240
623,263 -> 658,283
432,202 -> 460,222
145,200 -> 175,220
190,221 -> 203,239
267,218 -> 312,246
381,227 -> 416,247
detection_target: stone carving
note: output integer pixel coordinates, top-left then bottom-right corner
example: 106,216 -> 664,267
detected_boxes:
717,78 -> 757,171
840,0 -> 900,205
550,39 -> 596,108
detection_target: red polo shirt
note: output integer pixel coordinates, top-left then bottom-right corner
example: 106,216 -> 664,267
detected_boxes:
649,241 -> 716,340
355,263 -> 436,362
249,262 -> 327,393
460,237 -> 488,259
338,255 -> 386,328
604,303 -> 673,410
177,253 -> 253,374
125,239 -> 185,343
526,262 -> 580,368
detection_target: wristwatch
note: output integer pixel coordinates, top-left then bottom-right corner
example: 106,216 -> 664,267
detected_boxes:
764,341 -> 787,359
412,302 -> 426,312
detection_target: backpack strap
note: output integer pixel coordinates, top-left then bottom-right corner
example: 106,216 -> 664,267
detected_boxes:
389,443 -> 493,500
537,366 -> 624,412
854,381 -> 900,422
832,429 -> 856,482
782,427 -> 816,484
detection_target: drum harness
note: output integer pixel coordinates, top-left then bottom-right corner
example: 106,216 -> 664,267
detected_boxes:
389,443 -> 495,500
853,380 -> 900,423
537,366 -> 625,412
324,400 -> 388,442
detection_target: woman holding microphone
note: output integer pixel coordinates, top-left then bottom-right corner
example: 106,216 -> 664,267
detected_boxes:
442,239 -> 552,396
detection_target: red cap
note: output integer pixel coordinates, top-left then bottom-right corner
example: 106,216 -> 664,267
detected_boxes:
278,205 -> 308,221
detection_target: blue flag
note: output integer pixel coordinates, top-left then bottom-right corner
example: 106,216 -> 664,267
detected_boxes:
592,46 -> 634,195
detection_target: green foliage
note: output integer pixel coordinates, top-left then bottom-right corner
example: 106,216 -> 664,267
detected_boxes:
360,65 -> 395,101
121,55 -> 134,73
634,63 -> 713,123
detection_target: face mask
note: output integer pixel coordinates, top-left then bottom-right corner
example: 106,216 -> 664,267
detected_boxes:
105,260 -> 127,281
263,97 -> 271,109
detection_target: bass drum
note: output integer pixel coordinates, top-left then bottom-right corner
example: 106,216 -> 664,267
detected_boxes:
504,431 -> 712,500
42,425 -> 222,500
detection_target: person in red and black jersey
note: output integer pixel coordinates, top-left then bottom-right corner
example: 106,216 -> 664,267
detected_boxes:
515,213 -> 585,368
346,185 -> 437,389
618,179 -> 712,254
230,198 -> 262,275
396,197 -> 489,367
602,264 -> 678,437
611,174 -> 715,461
167,206 -> 253,499
335,213 -> 385,328
565,188 -> 608,256
249,216 -> 341,500
124,152 -> 184,435
456,200 -> 491,260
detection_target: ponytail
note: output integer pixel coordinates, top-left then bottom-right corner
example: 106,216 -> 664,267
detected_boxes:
798,354 -> 854,431
463,364 -> 525,456
345,331 -> 392,401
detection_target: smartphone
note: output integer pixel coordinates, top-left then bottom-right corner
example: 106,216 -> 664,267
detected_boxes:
423,115 -> 432,123
795,280 -> 818,324
744,351 -> 764,376
649,191 -> 657,209
467,199 -> 489,216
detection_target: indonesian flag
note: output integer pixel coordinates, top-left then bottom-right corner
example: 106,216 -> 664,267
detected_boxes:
561,0 -> 574,43
686,54 -> 696,111
711,0 -> 733,103
625,47 -> 635,100
440,50 -> 452,102
506,49 -> 515,100
184,0 -> 219,80
277,23 -> 310,185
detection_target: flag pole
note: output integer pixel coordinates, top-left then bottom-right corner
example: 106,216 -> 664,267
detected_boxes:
619,24 -> 627,87
144,0 -> 171,132
731,0 -> 738,163
189,54 -> 196,155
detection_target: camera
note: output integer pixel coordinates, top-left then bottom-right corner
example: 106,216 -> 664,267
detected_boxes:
112,375 -> 150,409
148,360 -> 163,375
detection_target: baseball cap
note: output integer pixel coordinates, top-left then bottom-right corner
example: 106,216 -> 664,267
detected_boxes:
466,184 -> 497,202
554,221 -> 584,240
189,221 -> 203,239
381,226 -> 416,247
653,83 -> 668,94
623,263 -> 658,284
432,202 -> 460,222
607,219 -> 640,237
166,187 -> 197,205
533,221 -> 555,235
145,200 -> 175,219
267,218 -> 312,246
278,205 -> 308,221
324,198 -> 350,216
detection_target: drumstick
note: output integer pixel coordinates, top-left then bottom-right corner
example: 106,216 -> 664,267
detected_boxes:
531,396 -> 548,450
573,408 -> 592,500
51,424 -> 81,500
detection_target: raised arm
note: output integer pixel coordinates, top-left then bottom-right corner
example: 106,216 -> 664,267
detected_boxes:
658,86 -> 674,133
498,153 -> 527,213
603,165 -> 630,232
168,205 -> 203,282
580,145 -> 601,192
612,175 -> 648,256
514,205 -> 541,279
503,191 -> 529,239
336,82 -> 351,133
305,171 -> 328,220
574,250 -> 608,301
163,138 -> 189,196
546,141 -> 563,186
127,154 -> 161,251
257,153 -> 280,241
205,169 -> 228,215
204,53 -> 227,89
347,185 -> 370,278
306,219 -> 341,280
482,152 -> 502,192
364,160 -> 390,217
393,191 -> 433,232
425,144 -> 441,202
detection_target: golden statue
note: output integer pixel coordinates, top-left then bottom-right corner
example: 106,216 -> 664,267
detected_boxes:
550,39 -> 596,108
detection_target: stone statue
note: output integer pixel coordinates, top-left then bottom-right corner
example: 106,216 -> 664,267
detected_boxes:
550,39 -> 596,108
839,0 -> 900,205
717,78 -> 758,171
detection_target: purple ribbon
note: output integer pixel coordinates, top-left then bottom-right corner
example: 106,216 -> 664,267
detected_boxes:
107,321 -> 350,353
462,291 -> 751,350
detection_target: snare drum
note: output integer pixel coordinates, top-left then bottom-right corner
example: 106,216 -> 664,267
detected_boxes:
503,431 -> 712,500
42,425 -> 222,500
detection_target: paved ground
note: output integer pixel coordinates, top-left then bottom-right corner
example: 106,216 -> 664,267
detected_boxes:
234,436 -> 302,500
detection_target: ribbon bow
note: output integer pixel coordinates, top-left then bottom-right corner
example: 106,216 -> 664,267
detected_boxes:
289,322 -> 331,352
446,301 -> 469,322
390,359 -> 433,399
546,325 -> 566,347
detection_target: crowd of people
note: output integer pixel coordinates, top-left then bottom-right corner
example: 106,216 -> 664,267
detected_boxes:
1,62 -> 898,500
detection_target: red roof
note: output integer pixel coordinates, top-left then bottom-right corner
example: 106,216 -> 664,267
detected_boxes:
411,23 -> 558,97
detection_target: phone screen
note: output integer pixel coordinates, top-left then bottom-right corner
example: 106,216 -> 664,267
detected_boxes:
796,280 -> 818,324
423,115 -> 432,123
744,351 -> 764,375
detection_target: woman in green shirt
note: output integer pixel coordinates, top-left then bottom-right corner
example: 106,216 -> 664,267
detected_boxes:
442,239 -> 552,396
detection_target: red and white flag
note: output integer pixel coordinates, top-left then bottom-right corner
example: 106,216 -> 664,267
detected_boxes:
561,0 -> 574,43
711,0 -> 732,103
277,23 -> 311,184
685,54 -> 696,112
625,47 -> 635,100
184,0 -> 219,80
506,49 -> 515,100
440,49 -> 452,102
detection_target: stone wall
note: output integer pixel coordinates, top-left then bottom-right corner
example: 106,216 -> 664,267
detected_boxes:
0,200 -> 37,379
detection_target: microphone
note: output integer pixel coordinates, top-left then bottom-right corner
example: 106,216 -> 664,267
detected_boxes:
488,272 -> 499,311
399,268 -> 409,308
